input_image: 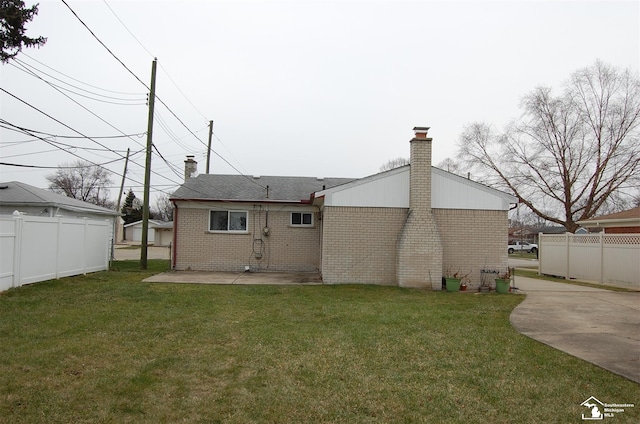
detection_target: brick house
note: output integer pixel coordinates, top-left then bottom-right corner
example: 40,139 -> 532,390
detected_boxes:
170,127 -> 517,289
576,207 -> 640,234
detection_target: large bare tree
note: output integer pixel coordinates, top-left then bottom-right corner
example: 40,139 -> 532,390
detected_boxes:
379,157 -> 409,172
458,61 -> 640,232
46,160 -> 114,208
152,193 -> 173,221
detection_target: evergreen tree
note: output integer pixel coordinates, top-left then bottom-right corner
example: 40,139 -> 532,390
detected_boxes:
0,1 -> 47,62
121,189 -> 143,224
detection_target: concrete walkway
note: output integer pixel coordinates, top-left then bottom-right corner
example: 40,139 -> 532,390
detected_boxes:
511,276 -> 640,384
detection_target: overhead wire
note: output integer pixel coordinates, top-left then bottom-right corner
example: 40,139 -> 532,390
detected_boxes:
0,119 -> 145,140
0,88 -> 184,191
0,96 -> 207,203
11,59 -> 146,105
61,0 -> 266,190
22,52 -> 143,95
102,0 -> 209,123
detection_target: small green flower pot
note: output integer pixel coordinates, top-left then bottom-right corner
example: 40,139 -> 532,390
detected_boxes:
495,278 -> 510,294
445,278 -> 462,292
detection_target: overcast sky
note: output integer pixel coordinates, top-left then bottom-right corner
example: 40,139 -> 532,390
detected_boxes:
1,0 -> 638,203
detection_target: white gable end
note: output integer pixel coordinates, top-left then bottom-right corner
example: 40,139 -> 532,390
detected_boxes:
316,167 -> 516,211
321,168 -> 410,208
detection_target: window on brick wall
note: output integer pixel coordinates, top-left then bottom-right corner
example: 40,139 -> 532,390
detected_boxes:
291,212 -> 313,227
209,210 -> 248,232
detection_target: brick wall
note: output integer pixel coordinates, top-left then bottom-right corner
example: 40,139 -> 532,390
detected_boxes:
434,208 -> 510,290
174,205 -> 321,272
321,206 -> 407,284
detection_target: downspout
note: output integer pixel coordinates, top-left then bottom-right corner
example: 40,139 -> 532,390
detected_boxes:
171,201 -> 178,270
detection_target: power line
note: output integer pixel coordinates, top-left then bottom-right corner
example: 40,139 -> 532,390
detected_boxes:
61,0 -> 264,190
102,0 -> 155,58
0,88 -> 179,189
1,156 -> 125,168
22,52 -> 144,96
102,0 -> 209,122
60,0 -> 150,90
0,119 -> 145,140
12,59 -> 146,104
58,0 -> 273,199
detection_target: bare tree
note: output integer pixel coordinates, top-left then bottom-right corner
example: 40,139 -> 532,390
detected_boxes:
46,160 -> 114,208
458,61 -> 640,232
152,194 -> 174,221
437,157 -> 463,176
379,157 -> 409,172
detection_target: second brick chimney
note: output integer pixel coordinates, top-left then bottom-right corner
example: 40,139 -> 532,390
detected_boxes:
184,155 -> 198,181
396,127 -> 443,289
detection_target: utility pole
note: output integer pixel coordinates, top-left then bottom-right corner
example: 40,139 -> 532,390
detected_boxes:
141,58 -> 157,270
206,120 -> 213,174
116,147 -> 130,212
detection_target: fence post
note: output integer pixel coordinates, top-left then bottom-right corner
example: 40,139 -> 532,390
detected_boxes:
538,232 -> 543,276
55,216 -> 61,279
83,218 -> 88,275
565,232 -> 570,280
599,231 -> 604,284
12,216 -> 23,288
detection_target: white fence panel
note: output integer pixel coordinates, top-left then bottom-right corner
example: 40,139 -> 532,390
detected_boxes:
20,216 -> 59,285
0,217 -> 17,291
0,215 -> 111,290
539,233 -> 640,289
568,235 -> 601,282
603,235 -> 640,286
84,219 -> 111,273
537,234 -> 568,277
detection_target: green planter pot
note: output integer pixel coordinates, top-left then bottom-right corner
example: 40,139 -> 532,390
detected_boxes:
445,278 -> 462,292
495,278 -> 510,294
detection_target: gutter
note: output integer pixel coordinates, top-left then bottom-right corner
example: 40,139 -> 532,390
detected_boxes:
170,198 -> 313,204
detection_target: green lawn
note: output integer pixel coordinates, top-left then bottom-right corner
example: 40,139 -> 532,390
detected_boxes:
1,260 -> 638,423
508,251 -> 538,260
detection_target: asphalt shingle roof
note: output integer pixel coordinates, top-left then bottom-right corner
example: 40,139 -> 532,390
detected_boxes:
0,181 -> 120,216
580,206 -> 640,222
171,174 -> 355,202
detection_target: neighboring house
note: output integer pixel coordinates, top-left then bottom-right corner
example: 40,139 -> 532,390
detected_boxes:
510,225 -> 566,243
170,127 -> 518,289
0,181 -> 120,224
123,219 -> 173,246
576,207 -> 640,234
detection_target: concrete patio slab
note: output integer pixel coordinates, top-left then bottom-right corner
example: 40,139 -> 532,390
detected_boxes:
143,271 -> 323,285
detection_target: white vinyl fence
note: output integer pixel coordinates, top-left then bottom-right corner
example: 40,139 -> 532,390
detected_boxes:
0,215 -> 112,291
539,232 -> 640,289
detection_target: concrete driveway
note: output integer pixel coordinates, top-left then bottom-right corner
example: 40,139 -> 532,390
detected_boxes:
511,276 -> 640,384
113,245 -> 170,260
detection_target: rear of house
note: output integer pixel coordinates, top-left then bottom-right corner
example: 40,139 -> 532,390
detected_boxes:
170,127 -> 517,289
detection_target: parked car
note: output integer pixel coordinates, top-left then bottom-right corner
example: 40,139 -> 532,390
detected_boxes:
508,241 -> 538,254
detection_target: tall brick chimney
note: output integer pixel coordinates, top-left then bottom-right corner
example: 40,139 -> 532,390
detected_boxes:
396,127 -> 443,289
184,155 -> 198,181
